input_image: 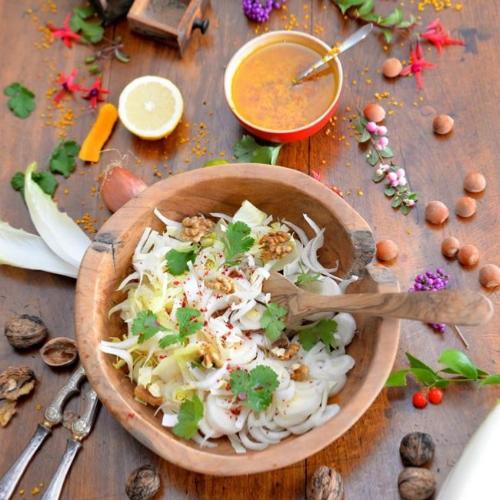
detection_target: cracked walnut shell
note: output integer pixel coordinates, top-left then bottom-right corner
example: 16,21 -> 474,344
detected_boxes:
0,366 -> 36,401
181,215 -> 214,242
259,231 -> 293,261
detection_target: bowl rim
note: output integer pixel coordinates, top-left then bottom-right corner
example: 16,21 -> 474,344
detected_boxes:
223,30 -> 344,136
75,164 -> 400,476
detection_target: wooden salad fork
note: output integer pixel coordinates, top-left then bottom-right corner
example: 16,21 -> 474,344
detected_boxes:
262,272 -> 494,327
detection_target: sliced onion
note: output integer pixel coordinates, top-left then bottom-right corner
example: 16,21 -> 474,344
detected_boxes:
153,208 -> 182,229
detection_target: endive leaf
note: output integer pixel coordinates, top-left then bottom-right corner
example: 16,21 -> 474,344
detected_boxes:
0,221 -> 78,278
24,162 -> 90,268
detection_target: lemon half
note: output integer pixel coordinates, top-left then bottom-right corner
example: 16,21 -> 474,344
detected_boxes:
118,76 -> 184,140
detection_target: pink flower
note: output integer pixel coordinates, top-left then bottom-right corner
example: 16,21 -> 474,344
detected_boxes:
376,163 -> 390,175
386,168 -> 407,187
375,125 -> 388,136
366,121 -> 378,133
405,199 -> 416,207
376,137 -> 389,150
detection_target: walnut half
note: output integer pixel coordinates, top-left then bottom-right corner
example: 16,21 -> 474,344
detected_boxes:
205,276 -> 234,294
134,385 -> 163,407
291,364 -> 309,381
259,231 -> 293,261
181,215 -> 214,243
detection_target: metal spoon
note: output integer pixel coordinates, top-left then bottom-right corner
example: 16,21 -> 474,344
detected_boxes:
293,23 -> 374,85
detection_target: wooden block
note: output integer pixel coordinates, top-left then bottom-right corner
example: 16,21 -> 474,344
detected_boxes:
127,0 -> 210,54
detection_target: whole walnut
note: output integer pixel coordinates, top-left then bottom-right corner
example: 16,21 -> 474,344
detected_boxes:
4,314 -> 48,349
398,467 -> 436,500
126,465 -> 160,500
400,432 -> 435,466
307,465 -> 344,500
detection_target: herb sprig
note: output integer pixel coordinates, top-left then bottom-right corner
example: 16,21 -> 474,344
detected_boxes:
298,319 -> 338,351
70,5 -> 104,44
261,303 -> 287,342
49,140 -> 80,178
11,171 -> 58,197
4,83 -> 35,119
230,365 -> 279,412
233,135 -> 282,165
165,248 -> 197,276
386,349 -> 500,388
172,395 -> 204,439
223,221 -> 255,264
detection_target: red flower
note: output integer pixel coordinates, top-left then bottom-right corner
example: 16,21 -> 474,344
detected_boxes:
48,14 -> 81,48
81,77 -> 110,109
420,19 -> 464,54
54,69 -> 82,104
400,41 -> 435,90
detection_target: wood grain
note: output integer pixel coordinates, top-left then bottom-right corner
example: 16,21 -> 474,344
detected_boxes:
0,0 -> 498,498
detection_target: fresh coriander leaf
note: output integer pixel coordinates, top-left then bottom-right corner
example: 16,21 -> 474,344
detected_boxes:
295,271 -> 321,286
4,82 -> 35,118
172,395 -> 204,439
132,310 -> 162,343
385,369 -> 410,387
298,319 -> 338,351
223,221 -> 254,264
11,171 -> 58,196
166,248 -> 197,276
73,5 -> 96,18
261,303 -> 287,342
70,7 -> 104,44
233,135 -> 282,165
230,365 -> 279,412
438,349 -> 478,380
49,140 -> 79,178
176,307 -> 203,338
479,374 -> 500,386
159,333 -> 181,348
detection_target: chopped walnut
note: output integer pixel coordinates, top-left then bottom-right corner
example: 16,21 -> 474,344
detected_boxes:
259,231 -> 293,261
271,342 -> 299,360
291,364 -> 309,381
134,385 -> 163,407
205,275 -> 234,294
181,215 -> 215,242
200,343 -> 223,369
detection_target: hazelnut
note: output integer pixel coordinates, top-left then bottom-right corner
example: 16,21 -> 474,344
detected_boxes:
398,467 -> 436,500
399,432 -> 435,467
307,466 -> 344,500
479,264 -> 500,289
455,196 -> 477,218
463,171 -> 486,193
457,244 -> 479,267
382,57 -> 403,78
441,237 -> 460,258
425,201 -> 449,225
433,114 -> 454,135
376,239 -> 399,261
363,102 -> 386,123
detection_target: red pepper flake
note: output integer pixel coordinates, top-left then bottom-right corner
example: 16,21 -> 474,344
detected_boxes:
400,41 -> 435,90
420,19 -> 464,54
47,14 -> 81,48
230,407 -> 242,416
53,69 -> 82,104
82,77 -> 109,109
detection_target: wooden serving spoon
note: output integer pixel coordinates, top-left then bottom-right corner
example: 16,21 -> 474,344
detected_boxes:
262,272 -> 493,327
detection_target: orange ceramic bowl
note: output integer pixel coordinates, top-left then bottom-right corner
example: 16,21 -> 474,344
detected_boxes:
224,31 -> 343,143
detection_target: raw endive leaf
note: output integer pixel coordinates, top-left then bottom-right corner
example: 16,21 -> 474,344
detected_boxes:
0,221 -> 78,278
24,162 -> 91,268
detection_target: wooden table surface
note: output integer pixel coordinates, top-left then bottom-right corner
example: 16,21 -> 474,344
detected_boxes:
1,1 -> 499,498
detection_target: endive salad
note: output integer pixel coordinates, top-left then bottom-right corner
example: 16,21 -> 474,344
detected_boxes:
100,201 -> 358,452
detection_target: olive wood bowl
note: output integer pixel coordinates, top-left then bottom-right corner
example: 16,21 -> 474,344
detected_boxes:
75,164 -> 400,475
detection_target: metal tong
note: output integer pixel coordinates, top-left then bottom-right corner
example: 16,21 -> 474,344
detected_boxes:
0,367 -> 100,500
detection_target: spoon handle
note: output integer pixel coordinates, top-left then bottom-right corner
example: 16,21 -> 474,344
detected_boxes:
294,290 -> 493,326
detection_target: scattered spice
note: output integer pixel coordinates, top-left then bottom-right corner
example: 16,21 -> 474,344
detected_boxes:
126,464 -> 161,500
441,236 -> 460,258
455,196 -> 476,218
479,264 -> 500,289
400,41 -> 435,90
463,171 -> 486,193
40,337 -> 78,367
100,164 -> 147,212
400,432 -> 435,466
376,239 -> 399,262
79,103 -> 118,162
420,19 -> 464,54
382,58 -> 403,78
76,212 -> 98,234
4,314 -> 48,349
425,200 -> 449,224
432,114 -> 454,135
398,467 -> 436,500
307,465 -> 344,500
457,244 -> 479,267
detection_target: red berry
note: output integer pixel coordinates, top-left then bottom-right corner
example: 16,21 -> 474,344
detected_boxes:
412,391 -> 428,409
428,387 -> 443,405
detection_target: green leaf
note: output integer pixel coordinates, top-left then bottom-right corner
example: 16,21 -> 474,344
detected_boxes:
400,204 -> 411,215
410,367 -> 442,387
372,172 -> 385,183
356,0 -> 374,17
384,187 -> 396,196
406,352 -> 437,374
73,5 -> 96,18
70,7 -> 104,44
381,28 -> 393,44
479,374 -> 500,385
391,197 -> 402,208
380,7 -> 403,27
132,310 -> 163,343
49,140 -> 79,178
335,0 -> 366,15
438,349 -> 478,380
10,172 -> 25,192
176,307 -> 203,338
385,369 -> 410,387
353,116 -> 367,134
223,221 -> 255,264
4,82 -> 35,118
166,248 -> 197,276
159,333 -> 181,348
261,303 -> 287,342
233,135 -> 282,165
357,128 -> 371,143
11,171 -> 58,197
114,48 -> 131,63
298,319 -> 338,351
398,15 -> 416,29
230,365 -> 279,412
380,147 -> 394,158
203,158 -> 229,167
172,395 -> 204,439
295,271 -> 321,286
367,149 -> 379,166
